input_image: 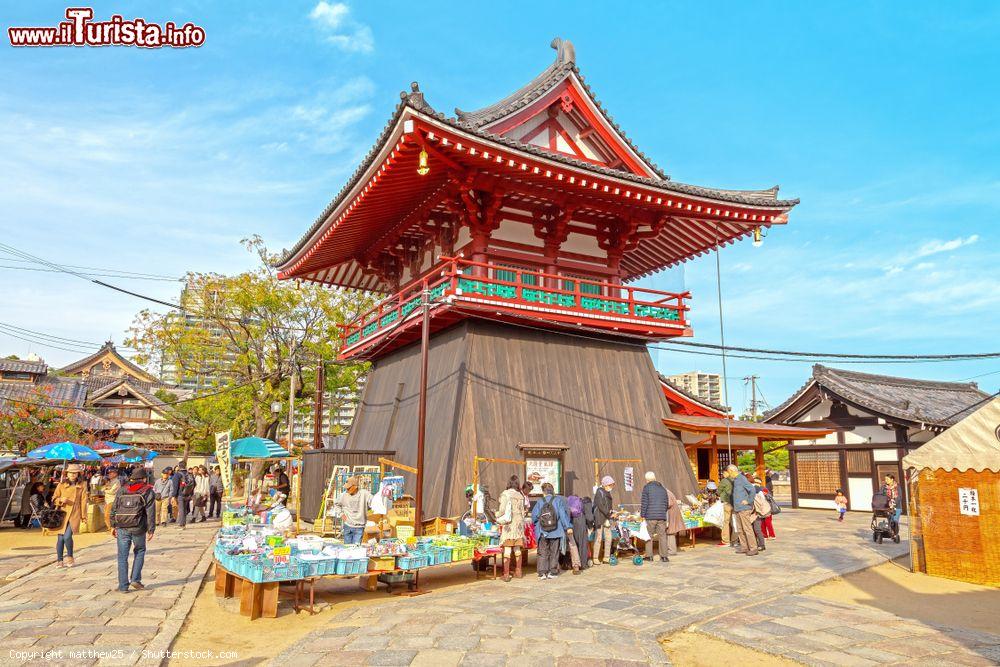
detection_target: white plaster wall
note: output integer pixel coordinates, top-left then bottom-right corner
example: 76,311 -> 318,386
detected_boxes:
873,449 -> 899,462
493,219 -> 542,247
798,497 -> 837,510
848,477 -> 875,511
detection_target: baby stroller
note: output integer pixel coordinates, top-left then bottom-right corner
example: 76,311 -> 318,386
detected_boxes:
609,518 -> 644,566
870,492 -> 899,544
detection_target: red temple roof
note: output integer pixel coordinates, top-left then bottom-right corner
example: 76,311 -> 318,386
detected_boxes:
276,39 -> 798,291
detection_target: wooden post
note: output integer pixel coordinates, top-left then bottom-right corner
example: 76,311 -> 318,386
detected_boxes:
313,362 -> 325,450
755,437 -> 765,482
709,433 -> 719,482
415,282 -> 430,536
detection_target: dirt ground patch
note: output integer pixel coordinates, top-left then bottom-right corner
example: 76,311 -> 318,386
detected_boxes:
805,556 -> 1000,635
661,629 -> 802,666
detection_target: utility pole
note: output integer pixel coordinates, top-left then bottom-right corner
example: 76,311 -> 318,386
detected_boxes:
287,352 -> 297,448
313,361 -> 326,449
415,281 -> 431,536
743,375 -> 760,421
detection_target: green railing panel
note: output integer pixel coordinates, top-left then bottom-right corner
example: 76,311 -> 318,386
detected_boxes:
634,305 -> 681,321
379,311 -> 399,327
345,332 -> 360,345
522,289 -> 576,308
362,321 -> 378,336
580,297 -> 629,315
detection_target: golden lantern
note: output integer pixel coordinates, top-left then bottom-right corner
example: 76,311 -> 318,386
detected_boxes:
417,149 -> 430,176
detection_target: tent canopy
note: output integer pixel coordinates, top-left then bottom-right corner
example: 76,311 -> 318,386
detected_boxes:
903,397 -> 1000,473
230,436 -> 290,460
26,442 -> 102,463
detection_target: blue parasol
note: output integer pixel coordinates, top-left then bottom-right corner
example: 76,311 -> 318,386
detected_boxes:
26,441 -> 102,463
230,436 -> 290,459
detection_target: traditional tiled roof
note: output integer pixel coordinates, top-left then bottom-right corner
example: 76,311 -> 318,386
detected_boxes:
59,341 -> 160,384
0,376 -> 88,407
68,409 -> 119,432
277,86 -> 796,270
85,374 -> 163,397
663,415 -> 833,439
87,377 -> 168,409
765,364 -> 991,428
455,38 -> 668,180
0,358 -> 48,375
658,373 -> 729,413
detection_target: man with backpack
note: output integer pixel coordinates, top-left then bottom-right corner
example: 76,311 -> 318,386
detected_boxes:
109,468 -> 156,593
530,482 -> 571,579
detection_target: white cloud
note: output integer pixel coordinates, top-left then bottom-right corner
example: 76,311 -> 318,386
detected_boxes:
308,2 -> 373,53
882,234 -> 979,275
309,1 -> 349,29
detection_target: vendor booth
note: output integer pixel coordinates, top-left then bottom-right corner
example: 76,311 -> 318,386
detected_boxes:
904,397 -> 1000,587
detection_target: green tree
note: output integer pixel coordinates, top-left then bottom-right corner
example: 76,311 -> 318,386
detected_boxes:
0,385 -> 85,455
129,237 -> 374,460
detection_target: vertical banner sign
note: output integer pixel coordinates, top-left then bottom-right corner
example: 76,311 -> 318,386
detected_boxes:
624,467 -> 635,492
215,431 -> 233,494
958,488 -> 980,516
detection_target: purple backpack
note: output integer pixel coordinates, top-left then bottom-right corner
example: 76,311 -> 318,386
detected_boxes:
566,495 -> 583,518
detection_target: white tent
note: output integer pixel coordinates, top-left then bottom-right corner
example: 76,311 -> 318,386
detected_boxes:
903,397 -> 1000,472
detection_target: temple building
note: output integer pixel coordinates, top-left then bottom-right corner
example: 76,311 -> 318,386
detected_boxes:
59,342 -> 187,452
765,365 -> 991,512
276,38 -> 800,516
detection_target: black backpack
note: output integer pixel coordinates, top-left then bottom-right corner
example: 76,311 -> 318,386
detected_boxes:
112,489 -> 147,530
181,472 -> 195,497
537,497 -> 559,532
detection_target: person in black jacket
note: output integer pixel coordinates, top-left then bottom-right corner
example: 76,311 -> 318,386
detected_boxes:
592,476 -> 615,565
110,468 -> 156,593
640,471 -> 670,562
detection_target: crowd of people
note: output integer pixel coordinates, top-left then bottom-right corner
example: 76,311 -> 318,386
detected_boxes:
480,464 -> 782,581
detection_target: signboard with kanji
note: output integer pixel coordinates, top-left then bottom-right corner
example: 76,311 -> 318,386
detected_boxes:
958,487 -> 980,516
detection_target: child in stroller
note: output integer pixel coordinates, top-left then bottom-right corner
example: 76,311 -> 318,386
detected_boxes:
870,492 -> 900,544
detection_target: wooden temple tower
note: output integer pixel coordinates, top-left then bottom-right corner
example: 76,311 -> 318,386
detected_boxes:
277,39 -> 799,517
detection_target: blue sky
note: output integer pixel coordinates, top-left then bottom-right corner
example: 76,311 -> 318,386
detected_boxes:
2,1 -> 998,411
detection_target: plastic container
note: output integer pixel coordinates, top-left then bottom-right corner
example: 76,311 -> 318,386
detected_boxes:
368,556 -> 397,572
335,558 -> 368,575
395,554 -> 429,570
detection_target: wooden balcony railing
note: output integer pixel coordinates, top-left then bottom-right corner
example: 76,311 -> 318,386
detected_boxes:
340,257 -> 690,352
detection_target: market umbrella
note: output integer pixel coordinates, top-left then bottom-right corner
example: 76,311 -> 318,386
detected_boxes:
108,447 -> 159,463
92,441 -> 131,455
230,436 -> 290,459
26,441 -> 102,463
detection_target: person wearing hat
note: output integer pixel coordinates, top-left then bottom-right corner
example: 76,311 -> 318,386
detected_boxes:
153,468 -> 172,527
334,476 -> 372,544
51,464 -> 89,568
592,475 -> 616,565
110,467 -> 156,593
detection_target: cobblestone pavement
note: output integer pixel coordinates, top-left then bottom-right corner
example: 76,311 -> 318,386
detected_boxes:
274,510 -> 913,666
0,522 -> 217,667
0,547 -> 55,582
697,593 -> 1000,666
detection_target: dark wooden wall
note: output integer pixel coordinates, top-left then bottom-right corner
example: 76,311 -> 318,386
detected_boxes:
346,319 -> 697,517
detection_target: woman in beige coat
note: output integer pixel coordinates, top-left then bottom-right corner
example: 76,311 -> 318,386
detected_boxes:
665,489 -> 686,556
497,476 -> 527,582
50,464 -> 88,567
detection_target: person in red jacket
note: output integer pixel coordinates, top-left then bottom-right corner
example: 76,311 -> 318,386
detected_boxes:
109,468 -> 156,593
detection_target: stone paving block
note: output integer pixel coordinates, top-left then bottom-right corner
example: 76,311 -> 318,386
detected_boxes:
843,645 -> 907,663
279,653 -> 323,667
510,624 -> 551,640
749,619 -> 802,637
555,658 -> 605,667
806,650 -> 878,666
364,649 -> 418,666
391,635 -> 436,650
344,635 -> 391,651
477,624 -> 512,637
435,635 -> 481,651
559,627 -> 594,643
823,625 -> 883,643
457,652 -> 506,667
937,649 -> 1000,666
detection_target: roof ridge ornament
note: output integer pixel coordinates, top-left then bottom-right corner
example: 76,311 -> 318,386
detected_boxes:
550,37 -> 575,65
401,81 -> 430,111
